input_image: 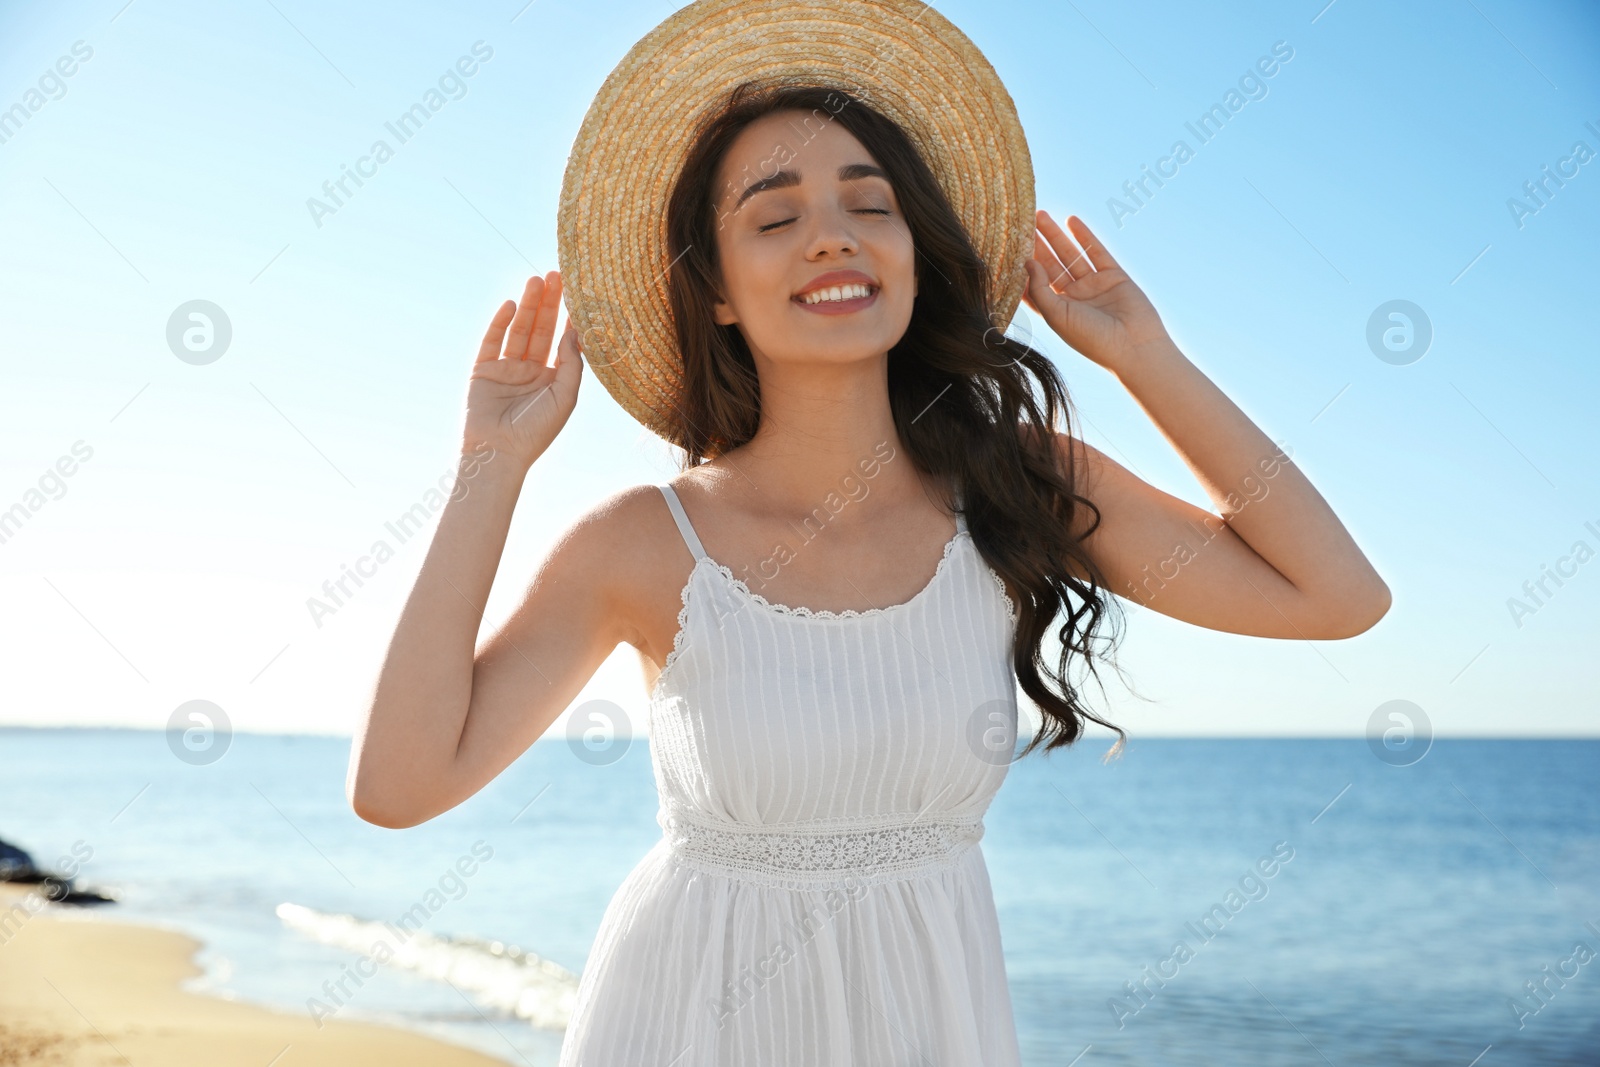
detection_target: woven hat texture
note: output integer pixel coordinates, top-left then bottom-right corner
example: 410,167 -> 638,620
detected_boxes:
556,0 -> 1035,441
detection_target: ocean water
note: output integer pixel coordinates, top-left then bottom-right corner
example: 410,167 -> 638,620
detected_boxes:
0,729 -> 1596,1065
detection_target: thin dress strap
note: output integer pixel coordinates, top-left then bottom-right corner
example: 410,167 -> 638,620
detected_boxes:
657,484 -> 707,561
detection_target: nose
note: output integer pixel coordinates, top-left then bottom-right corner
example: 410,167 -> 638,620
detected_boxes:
801,203 -> 859,259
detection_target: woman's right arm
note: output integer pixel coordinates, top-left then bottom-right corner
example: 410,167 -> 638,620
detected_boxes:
346,270 -> 612,829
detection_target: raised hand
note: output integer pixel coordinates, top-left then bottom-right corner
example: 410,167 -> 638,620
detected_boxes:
463,271 -> 584,468
1021,211 -> 1170,373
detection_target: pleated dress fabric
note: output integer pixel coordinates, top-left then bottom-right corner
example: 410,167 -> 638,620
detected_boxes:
556,483 -> 1023,1066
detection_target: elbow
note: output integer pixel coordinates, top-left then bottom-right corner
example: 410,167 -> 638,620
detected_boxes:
347,775 -> 430,830
344,725 -> 456,829
350,794 -> 423,830
1325,580 -> 1392,639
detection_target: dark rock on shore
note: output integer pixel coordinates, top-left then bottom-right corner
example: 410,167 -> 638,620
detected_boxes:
0,836 -> 118,906
0,838 -> 39,881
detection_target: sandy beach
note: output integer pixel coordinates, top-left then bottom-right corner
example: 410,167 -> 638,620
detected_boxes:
0,884 -> 510,1066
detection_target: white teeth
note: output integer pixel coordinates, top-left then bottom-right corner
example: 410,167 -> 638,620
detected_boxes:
800,283 -> 873,304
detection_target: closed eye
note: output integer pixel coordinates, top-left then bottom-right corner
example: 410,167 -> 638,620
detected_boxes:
758,208 -> 893,234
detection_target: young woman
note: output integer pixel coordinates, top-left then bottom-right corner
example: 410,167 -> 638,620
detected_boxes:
346,24 -> 1390,1067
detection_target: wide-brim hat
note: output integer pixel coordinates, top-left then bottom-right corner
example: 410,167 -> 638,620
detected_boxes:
556,0 -> 1035,443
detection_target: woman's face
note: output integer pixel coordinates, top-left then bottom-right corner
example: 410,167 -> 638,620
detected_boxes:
709,110 -> 917,367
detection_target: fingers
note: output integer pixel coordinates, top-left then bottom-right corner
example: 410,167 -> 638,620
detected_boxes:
476,300 -> 517,364
1052,211 -> 1121,274
554,323 -> 585,388
1068,215 -> 1120,273
526,271 -> 564,366
1021,258 -> 1063,326
478,270 -> 570,370
501,274 -> 551,361
1020,259 -> 1044,311
1032,231 -> 1073,292
1036,210 -> 1092,284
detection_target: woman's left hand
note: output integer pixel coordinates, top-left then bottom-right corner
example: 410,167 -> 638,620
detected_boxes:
1021,210 -> 1171,373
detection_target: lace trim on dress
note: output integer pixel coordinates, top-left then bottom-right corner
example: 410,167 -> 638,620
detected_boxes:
661,807 -> 986,890
651,528 -> 1013,703
987,567 -> 1018,624
713,530 -> 965,619
651,575 -> 695,701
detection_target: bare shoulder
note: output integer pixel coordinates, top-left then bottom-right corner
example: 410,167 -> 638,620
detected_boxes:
1006,422 -> 1143,591
1048,430 -> 1118,512
1013,422 -> 1114,535
524,483 -> 707,675
533,481 -> 690,656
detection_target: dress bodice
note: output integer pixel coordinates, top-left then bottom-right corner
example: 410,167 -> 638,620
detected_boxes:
646,484 -> 1020,885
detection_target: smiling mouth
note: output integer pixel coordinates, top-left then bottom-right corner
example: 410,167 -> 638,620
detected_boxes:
793,283 -> 879,306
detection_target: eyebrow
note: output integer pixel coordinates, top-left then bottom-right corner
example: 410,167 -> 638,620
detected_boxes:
732,162 -> 890,211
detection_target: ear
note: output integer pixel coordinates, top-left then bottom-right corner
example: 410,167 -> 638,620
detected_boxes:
708,267 -> 737,324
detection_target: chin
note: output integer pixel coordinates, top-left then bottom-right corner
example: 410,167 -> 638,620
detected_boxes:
789,336 -> 904,364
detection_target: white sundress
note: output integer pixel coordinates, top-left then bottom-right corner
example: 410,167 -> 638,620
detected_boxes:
557,482 -> 1024,1066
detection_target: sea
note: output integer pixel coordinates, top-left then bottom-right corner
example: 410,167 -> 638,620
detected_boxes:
1,729 -> 1596,1066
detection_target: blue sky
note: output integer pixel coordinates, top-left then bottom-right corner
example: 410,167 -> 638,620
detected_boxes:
1,0 -> 1595,740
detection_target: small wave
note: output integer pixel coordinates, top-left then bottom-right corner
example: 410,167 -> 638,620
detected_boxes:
276,902 -> 579,1030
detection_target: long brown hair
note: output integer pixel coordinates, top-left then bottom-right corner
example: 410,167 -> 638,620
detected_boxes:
662,81 -> 1136,761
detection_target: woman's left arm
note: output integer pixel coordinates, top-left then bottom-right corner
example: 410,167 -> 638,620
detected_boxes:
1023,210 -> 1391,639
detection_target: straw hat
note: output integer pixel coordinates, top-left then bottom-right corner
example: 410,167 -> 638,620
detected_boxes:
555,0 -> 1035,442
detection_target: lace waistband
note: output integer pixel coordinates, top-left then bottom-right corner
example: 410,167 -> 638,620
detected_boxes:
659,808 -> 985,890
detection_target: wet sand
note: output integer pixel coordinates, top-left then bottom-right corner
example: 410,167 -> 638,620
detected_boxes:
0,884 -> 510,1066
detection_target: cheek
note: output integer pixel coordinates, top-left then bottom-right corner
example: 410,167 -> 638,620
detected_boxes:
724,241 -> 791,306
876,224 -> 917,282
